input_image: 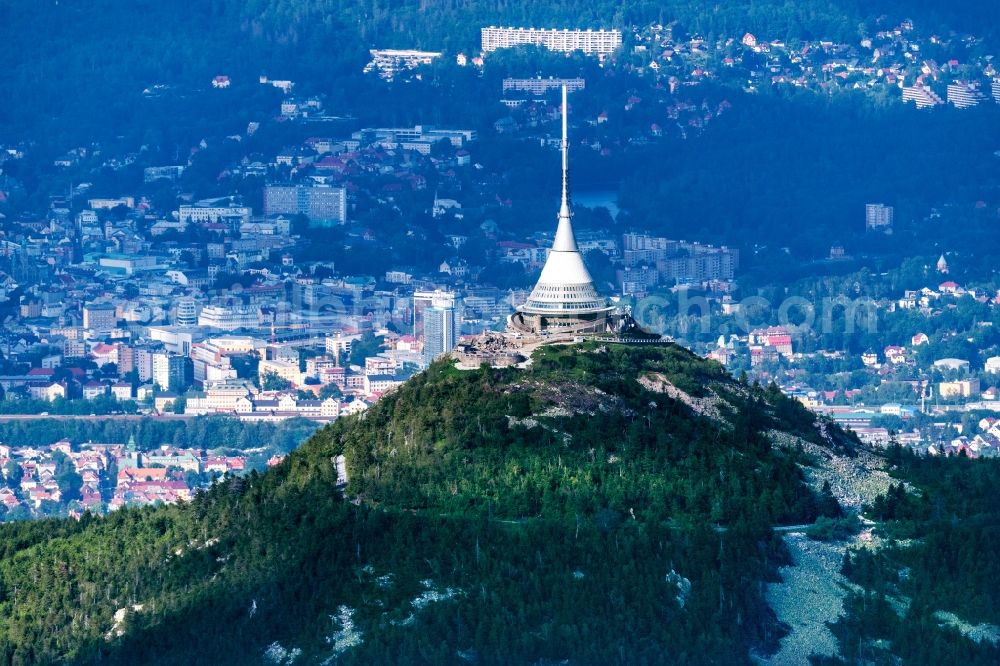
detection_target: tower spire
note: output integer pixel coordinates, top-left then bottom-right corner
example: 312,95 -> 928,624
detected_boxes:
511,87 -> 612,335
553,85 -> 577,252
561,84 -> 569,211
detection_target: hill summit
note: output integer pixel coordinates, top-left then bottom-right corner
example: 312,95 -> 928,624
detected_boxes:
0,343 -> 854,664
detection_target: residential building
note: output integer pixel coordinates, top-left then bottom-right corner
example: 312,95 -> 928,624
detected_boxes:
30,381 -> 67,402
88,197 -> 135,210
325,333 -> 355,358
111,382 -> 133,401
749,327 -> 794,357
152,353 -> 193,392
143,166 -> 185,183
865,203 -> 894,232
133,347 -> 155,382
481,26 -> 622,56
264,185 -> 347,225
901,84 -> 944,108
258,358 -> 303,387
98,254 -> 158,275
190,342 -> 238,384
946,80 -> 985,108
364,49 -> 442,80
83,381 -> 108,400
621,234 -> 739,282
83,303 -> 117,332
985,356 -> 1000,374
502,77 -> 586,95
185,381 -> 256,414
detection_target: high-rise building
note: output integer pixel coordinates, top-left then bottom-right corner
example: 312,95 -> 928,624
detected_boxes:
118,345 -> 135,375
992,78 -> 1000,104
264,185 -> 347,226
866,203 -> 894,232
133,347 -> 155,382
509,87 -> 614,336
423,298 -> 458,364
482,27 -> 621,56
413,289 -> 456,338
152,353 -> 193,392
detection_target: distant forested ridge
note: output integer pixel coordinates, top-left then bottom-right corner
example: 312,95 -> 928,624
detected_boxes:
4,0 -> 999,261
0,343 -> 850,664
2,0 -> 998,143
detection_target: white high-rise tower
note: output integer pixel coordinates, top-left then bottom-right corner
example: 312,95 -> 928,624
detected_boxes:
509,86 -> 613,335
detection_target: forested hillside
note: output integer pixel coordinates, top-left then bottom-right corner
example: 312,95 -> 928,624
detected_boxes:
0,343 -> 847,664
829,447 -> 1000,665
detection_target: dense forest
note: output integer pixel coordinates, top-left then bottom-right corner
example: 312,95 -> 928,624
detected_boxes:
617,98 -> 1000,256
0,343 -> 850,664
826,447 -> 1000,665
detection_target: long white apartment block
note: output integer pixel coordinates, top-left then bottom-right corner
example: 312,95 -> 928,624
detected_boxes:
482,26 -> 621,55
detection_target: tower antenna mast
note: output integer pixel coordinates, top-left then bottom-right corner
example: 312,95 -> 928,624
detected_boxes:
561,85 -> 569,213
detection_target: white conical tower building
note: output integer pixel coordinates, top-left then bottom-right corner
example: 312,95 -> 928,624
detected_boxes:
509,86 -> 613,336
